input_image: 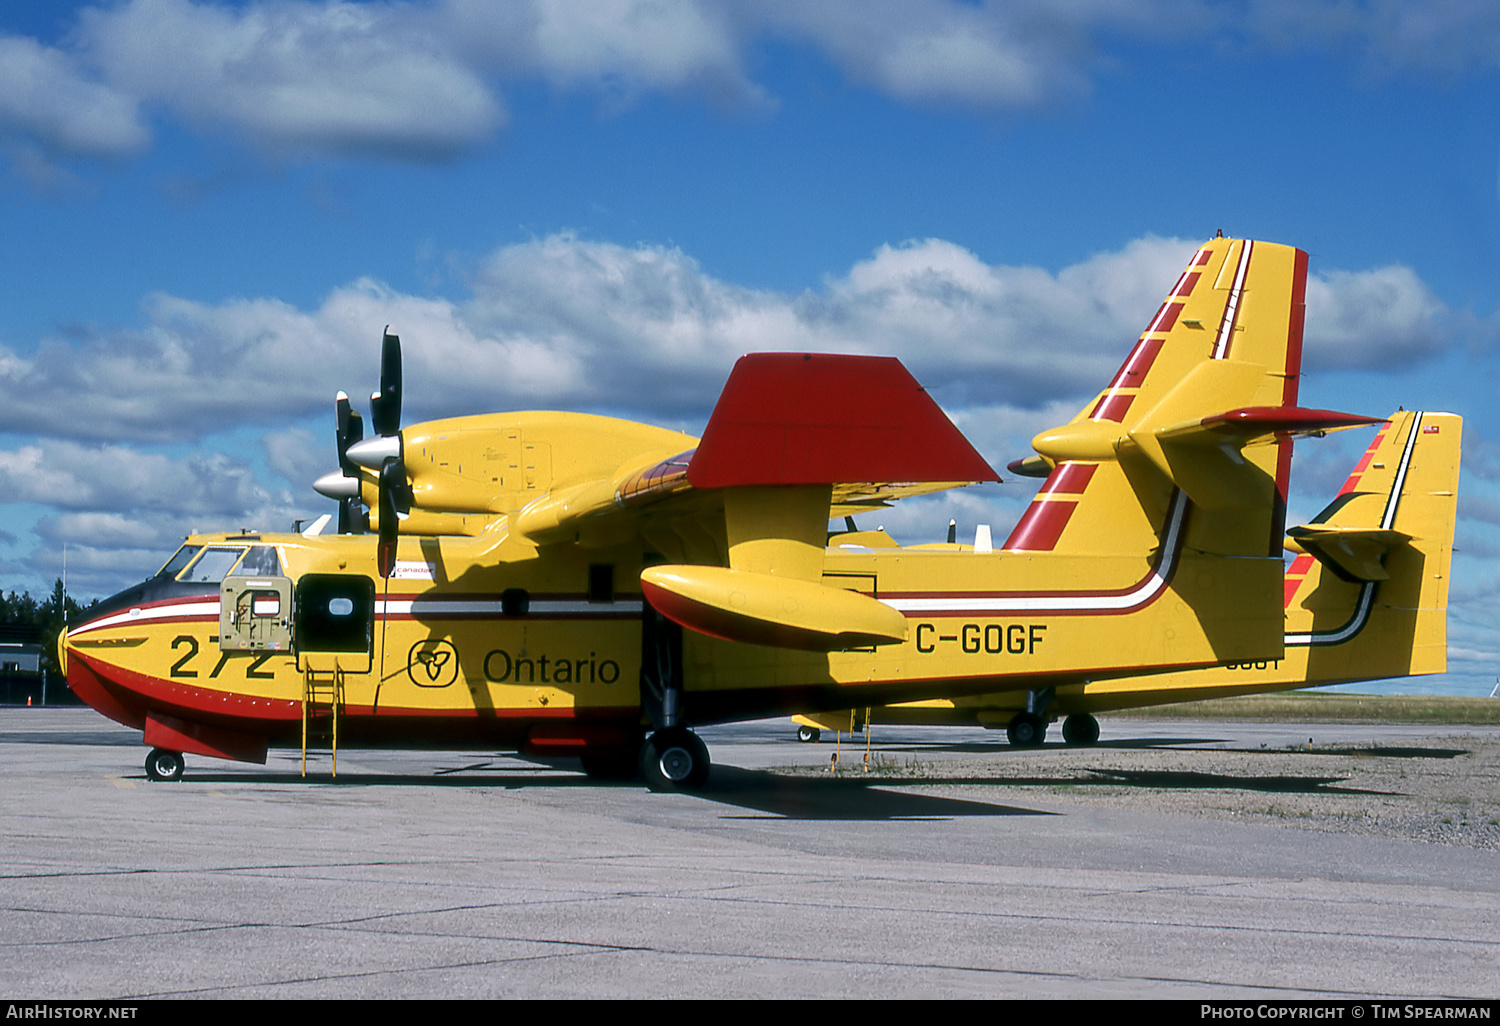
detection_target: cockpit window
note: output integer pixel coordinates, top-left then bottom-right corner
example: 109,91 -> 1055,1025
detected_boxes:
156,545 -> 202,579
179,547 -> 245,584
237,546 -> 281,577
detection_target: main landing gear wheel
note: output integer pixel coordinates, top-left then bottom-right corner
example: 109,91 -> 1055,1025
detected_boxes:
1006,713 -> 1048,748
145,748 -> 184,782
640,728 -> 711,792
797,725 -> 821,743
1062,713 -> 1101,746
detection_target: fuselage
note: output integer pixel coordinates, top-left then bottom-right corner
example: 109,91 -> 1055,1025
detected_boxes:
63,510 -> 1284,766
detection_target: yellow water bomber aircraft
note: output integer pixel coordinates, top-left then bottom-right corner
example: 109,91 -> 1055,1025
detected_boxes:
62,236 -> 1381,790
792,407 -> 1461,745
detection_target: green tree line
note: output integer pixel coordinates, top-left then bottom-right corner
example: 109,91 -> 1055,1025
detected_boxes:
1,579 -> 98,685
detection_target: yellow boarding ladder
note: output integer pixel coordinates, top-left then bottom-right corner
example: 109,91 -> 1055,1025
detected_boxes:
301,661 -> 345,777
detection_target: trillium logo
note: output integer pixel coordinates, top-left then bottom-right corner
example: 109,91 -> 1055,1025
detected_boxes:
408,638 -> 459,688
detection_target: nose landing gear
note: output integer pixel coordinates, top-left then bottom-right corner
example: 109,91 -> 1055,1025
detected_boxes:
145,748 -> 184,782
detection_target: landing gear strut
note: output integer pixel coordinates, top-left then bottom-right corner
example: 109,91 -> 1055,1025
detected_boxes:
640,727 -> 711,791
145,748 -> 184,782
1062,713 -> 1101,746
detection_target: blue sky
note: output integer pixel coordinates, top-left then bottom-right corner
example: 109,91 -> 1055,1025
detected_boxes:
2,1 -> 1498,695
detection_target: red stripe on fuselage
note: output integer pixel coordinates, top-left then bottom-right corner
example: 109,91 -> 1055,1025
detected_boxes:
1090,393 -> 1134,422
1338,422 -> 1393,496
1106,337 -> 1166,389
1038,462 -> 1097,496
68,649 -> 638,743
1284,553 -> 1315,608
1001,500 -> 1078,552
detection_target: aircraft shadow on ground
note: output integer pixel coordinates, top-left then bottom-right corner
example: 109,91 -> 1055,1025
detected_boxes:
865,738 -> 1470,762
1312,745 -> 1466,759
1008,768 -> 1401,797
692,765 -> 1055,820
112,738 -> 1471,809
150,760 -> 1055,821
864,737 -> 1233,754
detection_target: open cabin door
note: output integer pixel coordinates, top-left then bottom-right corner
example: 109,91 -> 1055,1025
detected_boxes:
219,575 -> 293,652
293,574 -> 376,670
290,573 -> 377,777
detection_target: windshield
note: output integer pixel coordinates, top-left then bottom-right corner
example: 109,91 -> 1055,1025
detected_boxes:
178,547 -> 245,584
236,545 -> 281,577
156,545 -> 201,579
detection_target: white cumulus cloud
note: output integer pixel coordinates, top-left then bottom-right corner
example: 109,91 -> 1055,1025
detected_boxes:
0,233 -> 1460,445
1304,264 -> 1451,369
78,0 -> 504,160
4,0 -> 1500,175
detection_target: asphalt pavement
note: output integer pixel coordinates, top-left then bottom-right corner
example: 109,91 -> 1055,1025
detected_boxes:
2,708 -> 1496,999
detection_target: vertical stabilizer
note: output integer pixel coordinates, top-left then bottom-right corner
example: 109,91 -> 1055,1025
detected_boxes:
1284,409 -> 1461,680
1073,408 -> 1461,706
1007,238 -> 1318,560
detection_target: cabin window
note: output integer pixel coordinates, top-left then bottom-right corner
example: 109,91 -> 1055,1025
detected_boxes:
249,592 -> 281,617
156,545 -> 201,579
179,547 -> 245,584
236,545 -> 281,577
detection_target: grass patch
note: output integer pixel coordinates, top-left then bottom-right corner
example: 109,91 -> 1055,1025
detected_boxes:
1107,692 -> 1500,724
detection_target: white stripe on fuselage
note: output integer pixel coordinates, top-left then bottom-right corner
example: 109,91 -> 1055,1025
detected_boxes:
882,490 -> 1191,615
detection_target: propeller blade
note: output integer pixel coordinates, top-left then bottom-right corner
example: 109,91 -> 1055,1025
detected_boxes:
378,455 -> 402,578
327,391 -> 369,535
370,327 -> 402,437
336,393 -> 364,476
339,498 -> 368,536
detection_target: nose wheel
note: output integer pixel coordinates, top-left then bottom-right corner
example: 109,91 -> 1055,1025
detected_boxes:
145,748 -> 184,782
640,728 -> 711,791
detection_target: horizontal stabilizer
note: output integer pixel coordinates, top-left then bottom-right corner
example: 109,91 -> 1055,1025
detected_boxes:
1147,406 -> 1381,511
1158,406 -> 1385,444
641,565 -> 909,651
1030,395 -> 1383,512
688,354 -> 998,489
1285,525 -> 1411,583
